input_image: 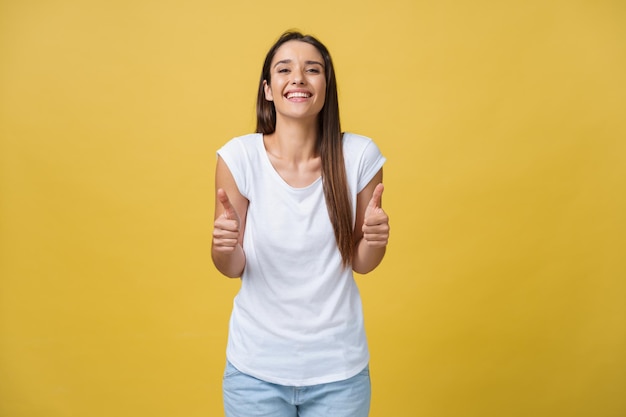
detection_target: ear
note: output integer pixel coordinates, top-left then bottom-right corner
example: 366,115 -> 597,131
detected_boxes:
263,80 -> 274,102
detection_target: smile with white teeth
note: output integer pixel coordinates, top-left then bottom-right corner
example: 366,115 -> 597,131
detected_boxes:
286,92 -> 312,99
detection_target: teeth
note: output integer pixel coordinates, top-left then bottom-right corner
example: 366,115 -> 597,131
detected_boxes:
287,92 -> 311,99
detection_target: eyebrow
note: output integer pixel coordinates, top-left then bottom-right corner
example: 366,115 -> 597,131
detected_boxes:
273,59 -> 325,68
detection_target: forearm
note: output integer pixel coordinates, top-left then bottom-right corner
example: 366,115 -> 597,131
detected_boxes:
212,244 -> 246,278
352,238 -> 386,274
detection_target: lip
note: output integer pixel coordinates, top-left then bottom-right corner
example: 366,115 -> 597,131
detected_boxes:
284,89 -> 313,100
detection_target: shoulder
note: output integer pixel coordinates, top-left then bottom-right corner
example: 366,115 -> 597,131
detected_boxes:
216,134 -> 262,196
342,132 -> 374,148
217,133 -> 262,168
342,132 -> 386,191
342,132 -> 384,160
220,133 -> 262,151
218,133 -> 262,161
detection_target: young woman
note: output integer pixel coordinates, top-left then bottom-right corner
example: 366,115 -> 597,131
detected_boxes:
212,31 -> 389,417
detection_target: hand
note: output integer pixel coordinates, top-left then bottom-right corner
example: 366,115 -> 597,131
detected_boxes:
362,183 -> 389,248
212,188 -> 241,253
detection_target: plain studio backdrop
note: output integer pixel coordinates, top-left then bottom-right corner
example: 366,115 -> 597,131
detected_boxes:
1,0 -> 624,416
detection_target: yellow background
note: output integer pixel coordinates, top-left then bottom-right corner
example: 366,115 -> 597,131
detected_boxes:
1,0 -> 625,416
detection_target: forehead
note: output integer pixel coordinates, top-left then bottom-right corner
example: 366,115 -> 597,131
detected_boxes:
271,40 -> 324,65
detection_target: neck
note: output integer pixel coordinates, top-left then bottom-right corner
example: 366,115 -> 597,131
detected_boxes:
267,116 -> 319,161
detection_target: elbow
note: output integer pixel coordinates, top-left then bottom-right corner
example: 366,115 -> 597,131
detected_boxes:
213,265 -> 244,279
223,269 -> 243,279
352,264 -> 375,275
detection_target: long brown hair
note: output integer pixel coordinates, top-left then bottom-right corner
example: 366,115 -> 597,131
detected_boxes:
256,31 -> 353,267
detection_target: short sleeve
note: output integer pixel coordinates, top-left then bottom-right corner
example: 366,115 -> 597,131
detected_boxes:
355,138 -> 386,192
216,136 -> 250,198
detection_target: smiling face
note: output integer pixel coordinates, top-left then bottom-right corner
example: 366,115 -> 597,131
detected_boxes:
263,40 -> 327,124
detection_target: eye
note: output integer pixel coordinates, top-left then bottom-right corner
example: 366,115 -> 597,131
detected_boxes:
277,68 -> 290,73
306,68 -> 321,74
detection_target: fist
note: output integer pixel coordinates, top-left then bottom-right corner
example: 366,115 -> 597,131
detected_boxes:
212,188 -> 241,253
362,183 -> 389,248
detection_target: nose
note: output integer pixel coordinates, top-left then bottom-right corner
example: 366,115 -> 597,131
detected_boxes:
292,69 -> 305,84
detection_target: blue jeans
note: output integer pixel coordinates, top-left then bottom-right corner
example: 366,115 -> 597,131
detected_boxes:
223,361 -> 371,417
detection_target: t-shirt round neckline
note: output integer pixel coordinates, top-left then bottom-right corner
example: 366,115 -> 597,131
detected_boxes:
258,134 -> 322,192
218,131 -> 386,386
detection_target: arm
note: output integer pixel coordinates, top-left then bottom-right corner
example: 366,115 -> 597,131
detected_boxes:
352,169 -> 390,274
211,156 -> 249,278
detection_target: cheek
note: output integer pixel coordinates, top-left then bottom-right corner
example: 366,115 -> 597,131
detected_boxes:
317,84 -> 327,105
318,93 -> 326,106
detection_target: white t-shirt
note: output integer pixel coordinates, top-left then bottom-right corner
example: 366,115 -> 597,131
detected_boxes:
217,132 -> 385,386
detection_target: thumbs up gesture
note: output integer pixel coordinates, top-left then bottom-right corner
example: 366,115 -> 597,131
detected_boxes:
213,188 -> 241,253
362,183 -> 389,248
